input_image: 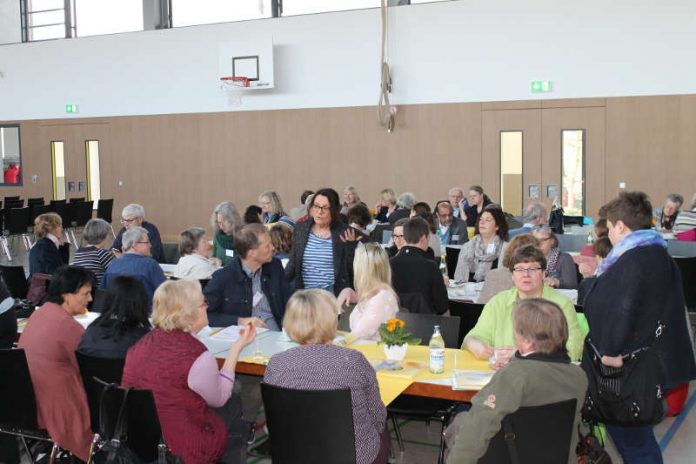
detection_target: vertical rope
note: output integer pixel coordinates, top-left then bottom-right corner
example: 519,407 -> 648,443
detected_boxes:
377,0 -> 393,132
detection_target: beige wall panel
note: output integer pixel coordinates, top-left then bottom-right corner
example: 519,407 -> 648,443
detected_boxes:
542,98 -> 606,109
482,100 -> 541,111
541,107 -> 606,218
482,109 -> 542,209
606,95 -> 696,209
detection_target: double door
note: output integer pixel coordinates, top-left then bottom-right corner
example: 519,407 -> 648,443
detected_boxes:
482,102 -> 606,218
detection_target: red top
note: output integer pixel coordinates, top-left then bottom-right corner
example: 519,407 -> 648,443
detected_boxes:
122,329 -> 227,464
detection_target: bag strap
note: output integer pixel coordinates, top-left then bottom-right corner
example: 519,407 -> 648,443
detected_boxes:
98,382 -> 132,442
501,416 -> 521,464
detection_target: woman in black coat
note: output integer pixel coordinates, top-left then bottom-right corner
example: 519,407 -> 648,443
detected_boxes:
583,191 -> 696,464
29,212 -> 70,277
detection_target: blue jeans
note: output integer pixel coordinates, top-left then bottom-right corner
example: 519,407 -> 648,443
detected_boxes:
606,424 -> 663,464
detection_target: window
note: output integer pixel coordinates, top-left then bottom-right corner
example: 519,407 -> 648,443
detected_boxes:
172,0 -> 272,27
0,125 -> 23,185
500,131 -> 523,216
281,0 -> 379,16
561,130 -> 585,216
85,140 -> 101,209
75,0 -> 143,37
21,0 -> 75,41
51,141 -> 66,200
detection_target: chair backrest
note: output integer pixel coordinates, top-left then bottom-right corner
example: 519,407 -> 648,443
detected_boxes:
0,264 -> 28,299
73,201 -> 94,228
4,207 -> 31,235
445,246 -> 461,279
675,257 -> 696,310
49,199 -> 66,209
668,240 -> 696,258
75,351 -> 125,433
96,199 -> 114,224
3,196 -> 20,203
370,223 -> 392,244
69,197 -> 85,203
27,197 -> 44,207
556,234 -> 588,253
29,204 -> 51,222
447,301 -> 485,347
478,399 -> 577,464
161,243 -> 180,265
90,288 -> 108,312
395,311 -> 460,348
93,378 -> 164,462
0,348 -> 40,430
261,383 -> 357,464
53,202 -> 78,228
4,199 -> 23,209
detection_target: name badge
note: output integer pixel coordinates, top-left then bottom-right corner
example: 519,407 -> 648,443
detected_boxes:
225,249 -> 235,257
452,235 -> 460,241
252,291 -> 263,307
486,243 -> 496,254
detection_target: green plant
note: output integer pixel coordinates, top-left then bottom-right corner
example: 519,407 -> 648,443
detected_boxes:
378,318 -> 421,347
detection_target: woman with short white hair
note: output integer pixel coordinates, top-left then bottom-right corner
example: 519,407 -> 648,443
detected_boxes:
264,289 -> 390,464
111,203 -> 164,262
349,243 -> 399,341
72,218 -> 115,286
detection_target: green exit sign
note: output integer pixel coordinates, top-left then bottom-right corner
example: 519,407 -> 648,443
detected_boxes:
65,104 -> 79,113
531,80 -> 552,93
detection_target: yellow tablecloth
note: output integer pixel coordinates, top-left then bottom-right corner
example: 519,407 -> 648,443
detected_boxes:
352,343 -> 491,405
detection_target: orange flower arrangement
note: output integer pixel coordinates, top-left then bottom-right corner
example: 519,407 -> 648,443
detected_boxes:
378,318 -> 421,347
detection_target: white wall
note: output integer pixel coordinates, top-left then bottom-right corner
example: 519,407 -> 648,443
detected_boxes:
0,0 -> 21,45
1,0 -> 696,121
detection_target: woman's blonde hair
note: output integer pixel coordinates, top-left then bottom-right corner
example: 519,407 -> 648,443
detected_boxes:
258,191 -> 285,217
353,242 -> 393,304
343,185 -> 361,205
34,212 -> 62,239
283,289 -> 338,345
502,233 -> 540,268
380,188 -> 397,206
152,279 -> 202,332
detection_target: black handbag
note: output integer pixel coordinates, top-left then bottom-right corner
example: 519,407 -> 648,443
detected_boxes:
92,384 -> 182,464
581,323 -> 667,426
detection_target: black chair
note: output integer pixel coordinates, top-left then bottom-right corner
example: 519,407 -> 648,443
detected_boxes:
69,197 -> 85,203
3,196 -> 19,203
53,202 -> 79,246
27,197 -> 44,207
448,301 -> 485,347
73,201 -> 94,228
92,378 -> 169,462
478,399 -> 577,464
49,199 -> 67,209
563,215 -> 584,227
675,257 -> 696,311
0,349 -> 60,462
161,243 -> 180,265
387,312 -> 461,464
261,383 -> 356,464
0,264 -> 28,299
445,246 -> 461,279
75,351 -> 125,433
4,199 -> 23,209
370,223 -> 393,244
96,198 -> 114,224
29,203 -> 51,222
3,206 -> 32,254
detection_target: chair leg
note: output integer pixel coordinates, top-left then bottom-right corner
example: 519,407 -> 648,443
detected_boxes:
48,442 -> 59,464
389,414 -> 405,453
0,236 -> 12,261
20,436 -> 32,459
438,419 -> 447,464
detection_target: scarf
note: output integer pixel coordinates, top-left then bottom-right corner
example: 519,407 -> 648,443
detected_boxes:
595,229 -> 665,276
472,235 -> 504,281
546,247 -> 561,274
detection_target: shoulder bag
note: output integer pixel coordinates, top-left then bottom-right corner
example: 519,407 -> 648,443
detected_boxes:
581,322 -> 667,426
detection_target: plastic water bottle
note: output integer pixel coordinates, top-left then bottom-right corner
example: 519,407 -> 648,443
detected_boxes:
429,325 -> 445,374
439,254 -> 448,277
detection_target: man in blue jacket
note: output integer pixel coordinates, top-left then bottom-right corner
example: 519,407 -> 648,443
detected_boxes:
204,223 -> 294,329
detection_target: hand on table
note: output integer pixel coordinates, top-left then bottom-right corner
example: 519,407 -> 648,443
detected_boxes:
237,317 -> 268,329
488,346 -> 516,371
464,337 -> 493,360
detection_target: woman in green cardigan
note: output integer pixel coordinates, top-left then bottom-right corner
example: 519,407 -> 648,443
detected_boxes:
211,201 -> 242,266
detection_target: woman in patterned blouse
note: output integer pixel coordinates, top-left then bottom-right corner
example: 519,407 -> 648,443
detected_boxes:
264,289 -> 390,464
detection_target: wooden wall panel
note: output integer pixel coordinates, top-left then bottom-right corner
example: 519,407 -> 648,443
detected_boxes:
2,93 -> 696,240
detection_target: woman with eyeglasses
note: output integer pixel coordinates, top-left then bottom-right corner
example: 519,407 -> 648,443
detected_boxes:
453,205 -> 509,282
532,225 -> 579,289
463,245 -> 584,365
285,188 -> 362,307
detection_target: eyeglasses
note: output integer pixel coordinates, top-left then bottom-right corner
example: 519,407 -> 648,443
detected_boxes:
393,234 -> 404,239
512,267 -> 543,275
136,241 -> 151,245
120,217 -> 138,225
312,205 -> 331,213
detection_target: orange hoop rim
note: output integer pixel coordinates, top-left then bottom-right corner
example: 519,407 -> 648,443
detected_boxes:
220,76 -> 250,88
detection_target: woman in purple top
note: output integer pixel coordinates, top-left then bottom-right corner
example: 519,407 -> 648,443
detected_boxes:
264,289 -> 390,464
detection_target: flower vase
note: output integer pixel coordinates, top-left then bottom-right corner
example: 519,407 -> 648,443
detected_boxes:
383,343 -> 408,363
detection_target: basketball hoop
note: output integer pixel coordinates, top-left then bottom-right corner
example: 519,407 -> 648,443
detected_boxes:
220,76 -> 250,88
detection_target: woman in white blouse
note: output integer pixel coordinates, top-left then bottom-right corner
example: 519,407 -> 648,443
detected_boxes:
175,227 -> 222,279
349,242 -> 399,341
